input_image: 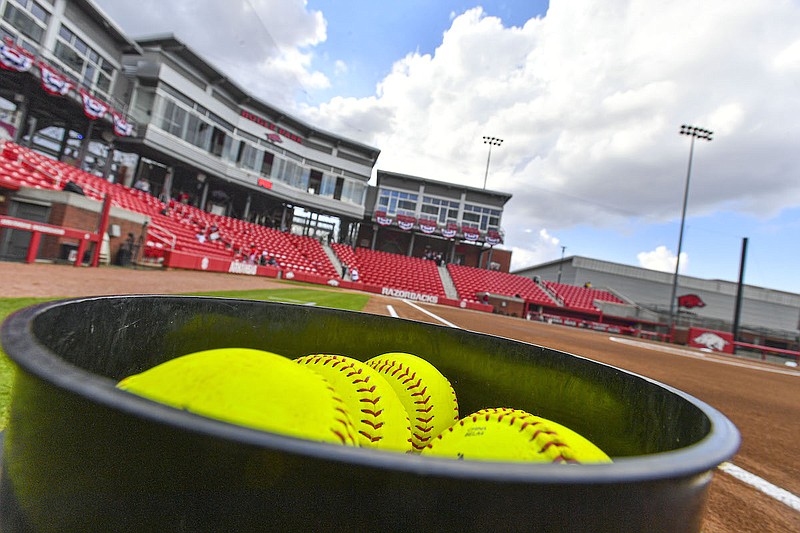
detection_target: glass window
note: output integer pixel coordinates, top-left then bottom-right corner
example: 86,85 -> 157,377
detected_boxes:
82,63 -> 96,86
320,174 -> 336,198
3,4 -> 44,42
29,2 -> 48,24
73,37 -> 87,54
186,114 -> 212,150
96,72 -> 111,93
222,136 -> 240,163
162,100 -> 187,138
58,25 -> 72,41
54,40 -> 84,72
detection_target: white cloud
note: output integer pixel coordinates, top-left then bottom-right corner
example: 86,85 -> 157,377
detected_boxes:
96,0 -> 328,109
508,228 -> 562,271
304,0 -> 800,232
637,246 -> 688,273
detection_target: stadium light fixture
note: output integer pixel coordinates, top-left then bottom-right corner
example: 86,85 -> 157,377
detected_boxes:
668,124 -> 713,331
482,136 -> 503,189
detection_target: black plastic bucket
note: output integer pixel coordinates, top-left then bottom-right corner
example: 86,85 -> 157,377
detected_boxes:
0,296 -> 739,532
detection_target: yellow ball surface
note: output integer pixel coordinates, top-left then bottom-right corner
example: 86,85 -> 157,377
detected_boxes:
421,408 -> 612,463
117,348 -> 358,446
295,354 -> 412,452
366,352 -> 459,452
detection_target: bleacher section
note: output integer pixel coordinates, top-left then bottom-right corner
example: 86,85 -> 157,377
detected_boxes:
543,281 -> 625,312
447,264 -> 555,305
0,142 -> 340,276
0,142 -> 645,324
354,248 -> 447,298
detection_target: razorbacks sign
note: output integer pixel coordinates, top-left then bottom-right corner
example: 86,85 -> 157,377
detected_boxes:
688,327 -> 734,354
678,293 -> 706,309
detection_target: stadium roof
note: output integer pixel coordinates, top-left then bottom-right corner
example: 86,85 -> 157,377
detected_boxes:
131,34 -> 381,162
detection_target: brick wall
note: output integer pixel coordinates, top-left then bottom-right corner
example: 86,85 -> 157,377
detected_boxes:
3,188 -> 149,264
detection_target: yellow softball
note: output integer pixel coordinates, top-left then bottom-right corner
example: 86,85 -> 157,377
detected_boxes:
421,408 -> 612,463
295,354 -> 413,452
365,352 -> 459,452
117,348 -> 358,446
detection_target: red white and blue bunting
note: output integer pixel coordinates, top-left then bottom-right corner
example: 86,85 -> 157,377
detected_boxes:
79,88 -> 109,120
419,220 -> 437,234
39,63 -> 73,96
462,226 -> 481,242
0,38 -> 134,136
375,211 -> 393,226
486,229 -> 503,246
111,110 -> 134,136
0,41 -> 33,72
442,224 -> 458,239
397,215 -> 416,231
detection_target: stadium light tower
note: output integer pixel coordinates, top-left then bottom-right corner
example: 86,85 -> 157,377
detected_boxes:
668,124 -> 713,330
482,136 -> 503,189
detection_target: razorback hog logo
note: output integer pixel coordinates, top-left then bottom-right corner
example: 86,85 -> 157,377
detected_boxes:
693,332 -> 729,352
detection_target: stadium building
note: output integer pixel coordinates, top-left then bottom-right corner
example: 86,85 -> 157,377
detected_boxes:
514,256 -> 800,350
357,170 -> 512,270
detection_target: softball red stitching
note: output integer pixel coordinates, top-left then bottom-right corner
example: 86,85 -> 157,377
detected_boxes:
303,355 -> 386,445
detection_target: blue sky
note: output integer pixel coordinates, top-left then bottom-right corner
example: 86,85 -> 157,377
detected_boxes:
97,0 -> 800,295
304,1 -> 549,101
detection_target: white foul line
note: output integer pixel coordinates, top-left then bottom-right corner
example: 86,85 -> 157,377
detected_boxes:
718,462 -> 800,512
402,299 -> 460,328
608,336 -> 800,377
392,306 -> 800,510
386,304 -> 398,318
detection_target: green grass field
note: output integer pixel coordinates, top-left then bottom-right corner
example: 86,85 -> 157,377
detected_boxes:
0,289 -> 369,431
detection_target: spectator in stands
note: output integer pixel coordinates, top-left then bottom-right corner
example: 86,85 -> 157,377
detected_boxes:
341,263 -> 348,279
208,225 -> 220,242
259,250 -> 269,266
195,230 -> 206,243
267,256 -> 278,266
133,177 -> 151,193
349,266 -> 359,282
584,281 -> 592,288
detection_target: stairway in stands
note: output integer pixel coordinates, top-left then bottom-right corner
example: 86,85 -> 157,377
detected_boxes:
438,264 -> 459,299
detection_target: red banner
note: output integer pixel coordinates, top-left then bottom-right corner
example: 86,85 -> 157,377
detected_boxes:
687,327 -> 734,354
79,89 -> 108,120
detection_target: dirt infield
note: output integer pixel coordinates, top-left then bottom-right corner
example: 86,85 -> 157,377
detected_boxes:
3,262 -> 799,532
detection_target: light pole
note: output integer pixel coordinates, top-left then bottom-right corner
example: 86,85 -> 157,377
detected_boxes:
482,136 -> 503,189
557,245 -> 566,283
668,124 -> 713,330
